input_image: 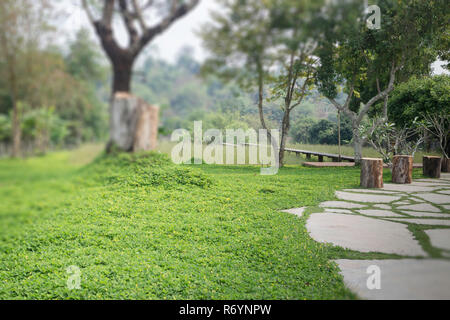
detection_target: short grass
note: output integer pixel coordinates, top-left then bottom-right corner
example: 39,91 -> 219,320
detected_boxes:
288,143 -> 440,164
0,144 -> 422,299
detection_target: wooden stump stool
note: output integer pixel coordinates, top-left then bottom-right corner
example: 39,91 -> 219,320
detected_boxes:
423,156 -> 441,178
360,158 -> 384,188
392,155 -> 413,184
442,157 -> 450,173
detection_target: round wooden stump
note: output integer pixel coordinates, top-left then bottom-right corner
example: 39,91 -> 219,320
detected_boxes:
392,155 -> 413,184
360,158 -> 384,188
109,92 -> 159,152
442,157 -> 450,173
423,156 -> 441,178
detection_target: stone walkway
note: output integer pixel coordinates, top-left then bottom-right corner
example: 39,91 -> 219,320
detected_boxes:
283,173 -> 450,300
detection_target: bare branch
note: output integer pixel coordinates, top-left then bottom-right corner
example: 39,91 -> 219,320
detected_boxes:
81,0 -> 95,24
134,0 -> 200,55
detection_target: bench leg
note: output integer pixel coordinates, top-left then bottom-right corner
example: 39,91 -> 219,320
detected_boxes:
318,155 -> 324,162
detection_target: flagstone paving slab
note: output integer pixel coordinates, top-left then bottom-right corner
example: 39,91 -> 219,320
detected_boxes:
384,218 -> 450,226
382,184 -> 438,192
299,175 -> 450,299
306,213 -> 426,256
394,201 -> 411,205
324,208 -> 353,214
357,210 -> 404,217
374,204 -> 392,210
397,203 -> 441,212
425,229 -> 450,251
335,191 -> 401,203
343,189 -> 400,194
319,201 -> 365,209
281,207 -> 305,218
400,211 -> 450,218
414,193 -> 450,204
334,259 -> 450,300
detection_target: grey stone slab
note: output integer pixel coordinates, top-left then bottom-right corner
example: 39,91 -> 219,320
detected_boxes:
410,181 -> 450,187
443,205 -> 450,212
319,201 -> 365,209
335,191 -> 401,203
382,184 -> 439,192
324,208 -> 353,214
394,201 -> 411,205
438,190 -> 450,195
397,203 -> 441,212
357,209 -> 404,217
281,207 -> 305,218
374,204 -> 392,210
306,213 -> 426,256
414,193 -> 450,205
335,259 -> 450,300
343,189 -> 400,194
425,229 -> 450,251
385,218 -> 450,226
400,211 -> 450,218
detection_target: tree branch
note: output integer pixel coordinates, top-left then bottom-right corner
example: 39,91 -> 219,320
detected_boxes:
133,0 -> 200,55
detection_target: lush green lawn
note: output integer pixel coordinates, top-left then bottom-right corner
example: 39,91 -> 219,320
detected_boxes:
0,145 -> 422,299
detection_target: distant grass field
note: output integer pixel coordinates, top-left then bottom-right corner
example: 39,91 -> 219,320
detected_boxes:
158,140 -> 439,165
0,144 -> 424,299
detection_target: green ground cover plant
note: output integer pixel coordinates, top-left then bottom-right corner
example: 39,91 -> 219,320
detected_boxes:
0,145 -> 423,299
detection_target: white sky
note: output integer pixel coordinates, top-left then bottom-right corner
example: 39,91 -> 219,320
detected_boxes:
58,0 -> 448,74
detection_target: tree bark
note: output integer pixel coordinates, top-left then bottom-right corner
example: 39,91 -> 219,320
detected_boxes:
360,158 -> 384,188
279,109 -> 290,167
441,157 -> 450,173
108,93 -> 159,153
392,155 -> 413,184
112,58 -> 133,93
423,156 -> 441,178
353,127 -> 363,164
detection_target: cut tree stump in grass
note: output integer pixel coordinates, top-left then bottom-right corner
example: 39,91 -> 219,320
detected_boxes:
392,155 -> 413,184
360,158 -> 384,188
109,92 -> 159,152
423,156 -> 441,178
442,157 -> 450,173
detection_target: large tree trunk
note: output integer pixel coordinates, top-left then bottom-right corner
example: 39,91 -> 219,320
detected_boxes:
112,58 -> 133,93
108,93 -> 159,153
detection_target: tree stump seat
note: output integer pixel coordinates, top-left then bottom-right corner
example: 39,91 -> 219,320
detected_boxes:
360,158 -> 384,188
392,155 -> 413,184
423,156 -> 441,178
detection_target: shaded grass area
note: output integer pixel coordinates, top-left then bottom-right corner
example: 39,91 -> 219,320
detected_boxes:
0,145 -> 369,300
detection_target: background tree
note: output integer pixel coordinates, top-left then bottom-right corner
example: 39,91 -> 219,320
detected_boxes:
316,0 -> 448,163
0,0 -> 53,157
201,0 -> 324,166
201,0 -> 276,139
82,0 -> 200,93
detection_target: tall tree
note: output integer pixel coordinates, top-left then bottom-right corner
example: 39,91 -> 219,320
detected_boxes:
82,0 -> 200,93
316,0 -> 448,163
201,0 -> 323,166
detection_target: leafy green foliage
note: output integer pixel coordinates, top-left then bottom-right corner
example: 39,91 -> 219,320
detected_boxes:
386,75 -> 450,127
0,146 -> 377,299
